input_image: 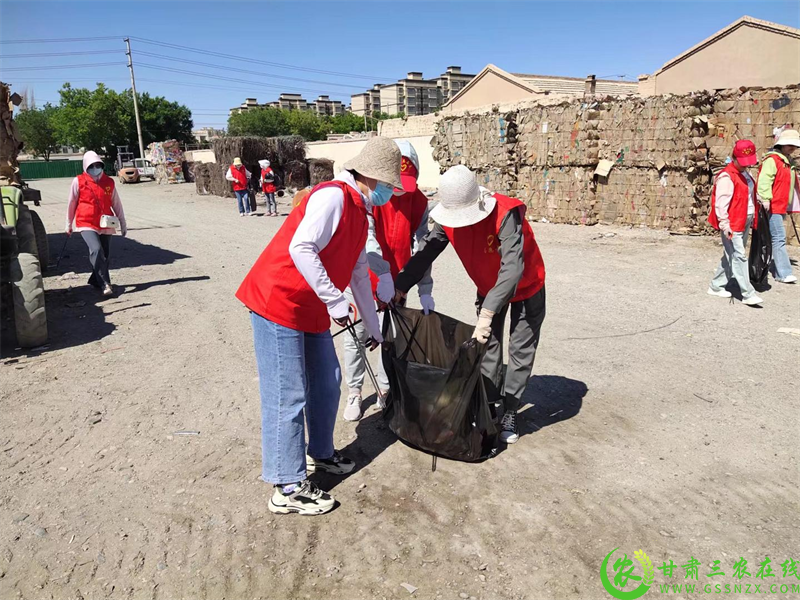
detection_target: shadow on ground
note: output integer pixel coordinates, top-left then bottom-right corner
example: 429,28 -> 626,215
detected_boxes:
44,232 -> 190,275
315,374 -> 587,491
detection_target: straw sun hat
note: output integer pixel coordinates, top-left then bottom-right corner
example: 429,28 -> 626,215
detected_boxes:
343,137 -> 403,190
430,165 -> 496,228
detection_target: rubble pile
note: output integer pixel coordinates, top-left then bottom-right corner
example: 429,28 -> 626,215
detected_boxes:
148,140 -> 186,184
434,85 -> 800,232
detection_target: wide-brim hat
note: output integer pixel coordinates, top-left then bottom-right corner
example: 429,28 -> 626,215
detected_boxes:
430,165 -> 496,228
343,137 -> 403,190
233,157 -> 243,166
775,129 -> 800,148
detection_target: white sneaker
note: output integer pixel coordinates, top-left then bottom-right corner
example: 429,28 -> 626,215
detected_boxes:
707,287 -> 732,298
343,393 -> 363,421
776,275 -> 797,284
743,295 -> 764,306
268,480 -> 334,516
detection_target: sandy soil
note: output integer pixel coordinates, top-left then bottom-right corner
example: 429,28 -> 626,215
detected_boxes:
1,178 -> 798,600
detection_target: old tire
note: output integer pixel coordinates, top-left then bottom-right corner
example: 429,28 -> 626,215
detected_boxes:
30,209 -> 49,272
11,252 -> 48,348
16,204 -> 38,255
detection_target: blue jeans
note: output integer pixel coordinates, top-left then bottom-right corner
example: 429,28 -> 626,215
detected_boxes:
250,312 -> 341,485
769,213 -> 793,279
265,192 -> 277,214
235,190 -> 251,214
710,216 -> 756,299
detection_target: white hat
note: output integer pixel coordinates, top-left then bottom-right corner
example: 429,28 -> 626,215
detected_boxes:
258,159 -> 269,169
430,165 -> 496,228
775,129 -> 800,148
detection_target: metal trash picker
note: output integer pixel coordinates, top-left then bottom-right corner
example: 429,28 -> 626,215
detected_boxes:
337,319 -> 387,408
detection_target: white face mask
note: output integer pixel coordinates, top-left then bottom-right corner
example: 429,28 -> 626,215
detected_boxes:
87,165 -> 104,178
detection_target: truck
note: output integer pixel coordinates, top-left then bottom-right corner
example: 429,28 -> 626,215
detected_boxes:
1,184 -> 48,348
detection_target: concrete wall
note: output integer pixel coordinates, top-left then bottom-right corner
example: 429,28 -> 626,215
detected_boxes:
378,113 -> 438,138
185,149 -> 216,163
306,135 -> 439,189
446,71 -> 537,112
653,26 -> 800,95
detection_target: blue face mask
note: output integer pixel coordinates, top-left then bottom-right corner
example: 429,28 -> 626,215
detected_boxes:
87,165 -> 104,178
369,182 -> 393,207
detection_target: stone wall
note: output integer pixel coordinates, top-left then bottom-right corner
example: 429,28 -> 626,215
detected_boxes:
433,85 -> 800,233
379,113 -> 439,139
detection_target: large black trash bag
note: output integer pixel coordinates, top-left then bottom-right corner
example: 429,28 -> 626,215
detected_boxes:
749,205 -> 772,288
381,306 -> 498,462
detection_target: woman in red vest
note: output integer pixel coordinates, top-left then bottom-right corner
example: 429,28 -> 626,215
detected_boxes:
707,140 -> 762,305
259,159 -> 278,216
342,140 -> 435,422
235,137 -> 402,515
225,157 -> 252,216
65,151 -> 127,297
395,165 -> 546,445
757,128 -> 800,284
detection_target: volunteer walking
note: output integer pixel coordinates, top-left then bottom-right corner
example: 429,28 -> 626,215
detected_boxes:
757,128 -> 800,284
707,140 -> 763,305
395,165 -> 546,445
259,159 -> 278,216
342,140 -> 435,421
65,151 -> 127,297
236,137 -> 402,516
226,157 -> 253,216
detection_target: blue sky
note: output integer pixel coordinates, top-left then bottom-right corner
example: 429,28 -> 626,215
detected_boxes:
1,1 -> 798,129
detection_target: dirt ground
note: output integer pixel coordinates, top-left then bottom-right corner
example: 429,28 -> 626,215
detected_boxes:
1,178 -> 798,600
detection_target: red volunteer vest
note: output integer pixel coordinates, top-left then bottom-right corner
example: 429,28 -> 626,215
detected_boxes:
757,152 -> 798,215
261,167 -> 276,193
442,195 -> 545,302
235,181 -> 368,333
708,164 -> 757,232
368,188 -> 429,291
230,165 -> 248,192
75,172 -> 115,230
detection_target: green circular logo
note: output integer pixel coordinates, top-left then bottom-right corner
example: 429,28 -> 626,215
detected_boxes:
601,547 -> 654,599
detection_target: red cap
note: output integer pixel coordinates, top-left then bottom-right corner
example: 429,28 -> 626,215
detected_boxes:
733,140 -> 758,166
399,156 -> 418,193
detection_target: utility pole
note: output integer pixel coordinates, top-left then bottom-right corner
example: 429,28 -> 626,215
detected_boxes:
124,38 -> 145,159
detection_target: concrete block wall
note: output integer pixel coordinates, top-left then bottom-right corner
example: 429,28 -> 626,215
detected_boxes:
379,113 -> 439,139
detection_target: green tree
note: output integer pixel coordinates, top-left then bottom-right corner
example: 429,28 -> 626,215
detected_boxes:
52,83 -> 130,158
286,109 -> 324,141
326,112 -> 366,134
52,83 -> 194,159
227,107 -> 290,137
16,104 -> 60,161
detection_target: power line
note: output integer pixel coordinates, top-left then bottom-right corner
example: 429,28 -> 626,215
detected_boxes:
133,50 -> 367,89
0,36 -> 123,44
1,62 -> 125,71
0,50 -> 123,59
135,62 -> 343,96
130,36 -> 385,82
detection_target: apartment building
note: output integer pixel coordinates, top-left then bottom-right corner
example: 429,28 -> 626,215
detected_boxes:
309,95 -> 346,117
350,67 -> 476,116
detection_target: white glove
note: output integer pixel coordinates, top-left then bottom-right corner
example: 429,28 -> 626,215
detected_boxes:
419,294 -> 435,315
376,273 -> 394,303
472,308 -> 494,344
328,294 -> 351,323
65,223 -> 73,235
720,222 -> 733,239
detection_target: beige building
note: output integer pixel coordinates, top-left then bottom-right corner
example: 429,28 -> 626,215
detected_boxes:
351,67 -> 477,116
639,16 -> 800,96
443,64 -> 638,112
309,95 -> 345,117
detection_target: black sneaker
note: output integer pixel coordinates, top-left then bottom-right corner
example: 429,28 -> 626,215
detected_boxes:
306,450 -> 355,475
500,410 -> 519,444
268,480 -> 335,515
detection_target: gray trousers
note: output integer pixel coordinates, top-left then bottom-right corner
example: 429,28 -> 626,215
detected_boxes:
479,286 -> 546,413
710,215 -> 756,299
81,230 -> 112,288
342,287 -> 389,394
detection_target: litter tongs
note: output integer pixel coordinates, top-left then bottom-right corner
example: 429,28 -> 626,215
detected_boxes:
335,318 -> 386,407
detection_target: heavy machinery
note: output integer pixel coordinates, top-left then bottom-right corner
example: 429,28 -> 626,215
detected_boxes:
116,146 -> 156,184
1,184 -> 48,347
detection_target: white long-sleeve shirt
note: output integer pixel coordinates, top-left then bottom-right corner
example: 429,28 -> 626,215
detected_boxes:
715,170 -> 755,230
225,167 -> 252,182
287,171 -> 382,341
65,176 -> 127,234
